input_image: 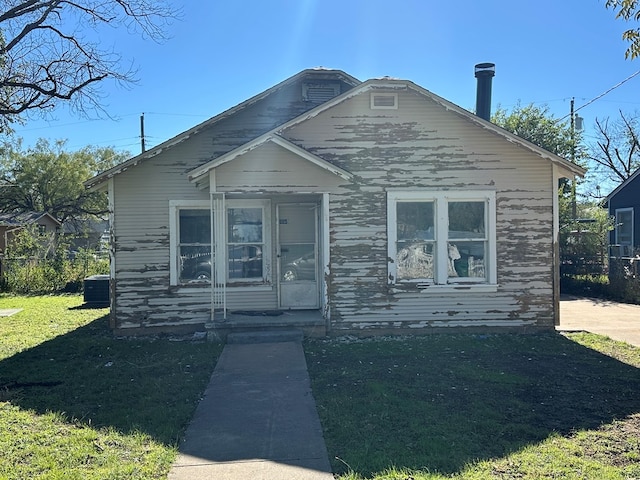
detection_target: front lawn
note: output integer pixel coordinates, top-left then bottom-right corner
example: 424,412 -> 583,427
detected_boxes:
0,295 -> 221,479
3,295 -> 639,479
306,332 -> 640,479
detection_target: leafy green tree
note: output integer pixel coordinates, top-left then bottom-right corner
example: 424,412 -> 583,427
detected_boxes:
492,102 -> 582,161
0,1 -> 177,131
492,102 -> 586,201
559,197 -> 613,273
493,102 -> 593,269
0,138 -> 128,224
606,0 -> 640,59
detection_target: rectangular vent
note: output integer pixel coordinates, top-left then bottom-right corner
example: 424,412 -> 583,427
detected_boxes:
371,93 -> 398,109
303,82 -> 341,103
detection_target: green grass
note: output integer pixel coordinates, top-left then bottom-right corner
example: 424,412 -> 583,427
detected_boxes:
3,295 -> 640,479
0,295 -> 222,479
305,333 -> 640,480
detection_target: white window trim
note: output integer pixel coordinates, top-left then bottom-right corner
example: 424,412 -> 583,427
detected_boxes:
169,199 -> 272,287
169,200 -> 210,286
615,207 -> 634,247
226,199 -> 271,285
387,190 -> 497,290
370,92 -> 398,110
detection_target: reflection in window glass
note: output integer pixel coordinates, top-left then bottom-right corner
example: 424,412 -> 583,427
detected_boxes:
396,202 -> 435,280
227,208 -> 264,280
617,209 -> 633,245
228,245 -> 263,279
180,209 -> 210,244
228,208 -> 262,243
447,202 -> 486,278
397,202 -> 434,241
179,210 -> 211,282
390,195 -> 492,283
448,202 -> 485,238
280,244 -> 316,282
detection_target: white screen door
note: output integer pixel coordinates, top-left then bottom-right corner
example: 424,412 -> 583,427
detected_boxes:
278,204 -> 318,309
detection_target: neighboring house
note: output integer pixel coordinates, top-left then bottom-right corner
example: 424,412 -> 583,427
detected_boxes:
85,67 -> 584,336
63,217 -> 109,252
0,211 -> 61,253
605,170 -> 640,258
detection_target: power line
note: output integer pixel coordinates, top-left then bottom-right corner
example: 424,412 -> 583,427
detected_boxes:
558,69 -> 640,121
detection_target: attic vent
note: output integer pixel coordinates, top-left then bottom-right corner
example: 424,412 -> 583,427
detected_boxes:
371,93 -> 398,109
302,82 -> 340,103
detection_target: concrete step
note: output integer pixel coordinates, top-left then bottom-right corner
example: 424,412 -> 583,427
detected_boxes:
226,329 -> 304,344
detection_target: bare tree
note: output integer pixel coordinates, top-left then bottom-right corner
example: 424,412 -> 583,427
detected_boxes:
0,0 -> 177,130
589,111 -> 640,184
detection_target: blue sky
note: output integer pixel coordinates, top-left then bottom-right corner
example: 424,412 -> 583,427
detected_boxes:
12,0 -> 640,161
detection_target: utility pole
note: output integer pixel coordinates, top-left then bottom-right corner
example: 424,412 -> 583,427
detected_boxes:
140,113 -> 146,153
570,98 -> 577,219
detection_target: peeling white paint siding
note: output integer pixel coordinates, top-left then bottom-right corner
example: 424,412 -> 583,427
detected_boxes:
284,87 -> 558,332
109,75 -> 566,334
215,142 -> 347,193
110,114 -> 271,328
108,77 -> 355,330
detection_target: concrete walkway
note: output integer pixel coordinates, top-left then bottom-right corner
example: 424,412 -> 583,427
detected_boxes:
168,339 -> 333,480
558,295 -> 640,347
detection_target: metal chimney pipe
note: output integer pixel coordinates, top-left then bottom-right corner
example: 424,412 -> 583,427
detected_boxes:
475,63 -> 495,121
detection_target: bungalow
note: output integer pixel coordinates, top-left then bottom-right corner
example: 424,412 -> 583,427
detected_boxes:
605,169 -> 640,258
85,67 -> 584,337
0,211 -> 61,253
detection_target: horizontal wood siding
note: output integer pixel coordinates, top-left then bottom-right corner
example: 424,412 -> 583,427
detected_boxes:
284,87 -> 557,332
216,142 -> 347,193
112,139 -> 207,329
110,75 -> 352,330
111,76 -> 561,334
608,174 -> 640,249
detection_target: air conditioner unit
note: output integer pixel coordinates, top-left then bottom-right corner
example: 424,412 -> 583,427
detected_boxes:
83,274 -> 110,305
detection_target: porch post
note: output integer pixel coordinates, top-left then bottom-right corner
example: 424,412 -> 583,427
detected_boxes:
210,170 -> 226,322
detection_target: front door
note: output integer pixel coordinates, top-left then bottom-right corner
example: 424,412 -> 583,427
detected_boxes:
278,204 -> 319,309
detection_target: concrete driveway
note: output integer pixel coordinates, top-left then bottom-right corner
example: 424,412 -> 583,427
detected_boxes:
558,295 -> 640,347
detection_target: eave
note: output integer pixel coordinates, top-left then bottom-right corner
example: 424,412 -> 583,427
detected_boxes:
604,166 -> 640,204
84,68 -> 361,191
270,78 -> 586,179
188,134 -> 354,186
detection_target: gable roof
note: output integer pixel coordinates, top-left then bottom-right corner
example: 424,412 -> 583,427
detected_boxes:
191,76 -> 585,181
604,167 -> 640,204
0,211 -> 61,227
189,133 -> 354,186
86,69 -> 585,191
85,68 -> 361,191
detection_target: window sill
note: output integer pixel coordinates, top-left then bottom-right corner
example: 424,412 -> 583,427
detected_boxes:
173,282 -> 273,292
390,283 -> 498,294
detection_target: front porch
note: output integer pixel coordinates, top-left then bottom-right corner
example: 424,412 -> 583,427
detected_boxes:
205,309 -> 327,342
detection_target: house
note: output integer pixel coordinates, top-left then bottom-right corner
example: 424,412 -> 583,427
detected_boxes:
0,211 -> 61,253
604,170 -> 640,258
85,67 -> 584,337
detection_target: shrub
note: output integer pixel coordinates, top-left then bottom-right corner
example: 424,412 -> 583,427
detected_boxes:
0,226 -> 109,294
561,260 -> 640,304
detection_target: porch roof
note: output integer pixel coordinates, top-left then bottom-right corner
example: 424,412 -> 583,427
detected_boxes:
188,133 -> 354,187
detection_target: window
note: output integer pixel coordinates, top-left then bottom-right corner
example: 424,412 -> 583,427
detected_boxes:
227,207 -> 264,280
615,207 -> 633,250
178,208 -> 211,283
170,199 -> 270,286
388,191 -> 496,287
371,93 -> 398,109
